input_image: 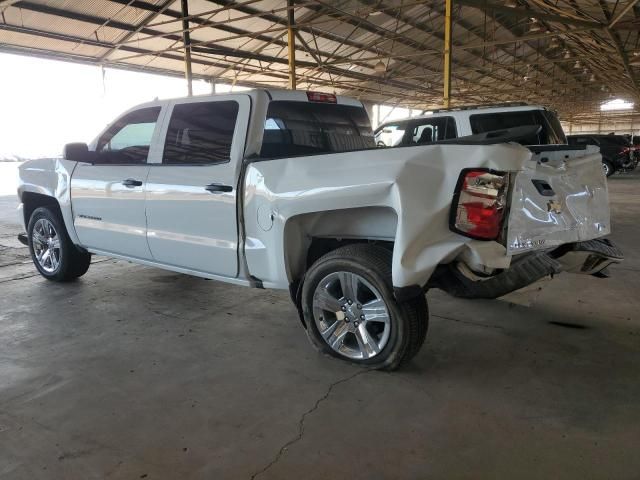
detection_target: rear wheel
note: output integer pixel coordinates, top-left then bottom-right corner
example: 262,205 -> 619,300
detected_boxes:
301,244 -> 428,370
602,159 -> 614,177
28,207 -> 91,281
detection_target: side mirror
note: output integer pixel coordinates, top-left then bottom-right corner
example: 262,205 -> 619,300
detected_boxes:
63,142 -> 90,162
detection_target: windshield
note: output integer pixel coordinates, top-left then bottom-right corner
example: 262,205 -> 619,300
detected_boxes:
470,109 -> 567,145
260,101 -> 375,158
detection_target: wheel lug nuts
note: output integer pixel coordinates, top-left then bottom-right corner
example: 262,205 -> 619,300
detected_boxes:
354,321 -> 359,327
341,306 -> 346,311
360,315 -> 365,320
348,300 -> 353,305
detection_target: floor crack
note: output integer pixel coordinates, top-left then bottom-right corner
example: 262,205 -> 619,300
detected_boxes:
249,369 -> 368,479
432,314 -> 504,330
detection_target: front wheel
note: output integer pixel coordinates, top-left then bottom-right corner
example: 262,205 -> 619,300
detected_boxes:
28,207 -> 91,281
301,244 -> 428,370
602,159 -> 614,177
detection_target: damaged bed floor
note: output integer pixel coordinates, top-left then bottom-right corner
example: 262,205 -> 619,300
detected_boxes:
1,174 -> 639,480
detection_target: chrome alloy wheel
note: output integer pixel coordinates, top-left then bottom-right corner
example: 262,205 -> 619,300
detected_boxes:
603,162 -> 611,176
312,271 -> 391,360
32,218 -> 61,273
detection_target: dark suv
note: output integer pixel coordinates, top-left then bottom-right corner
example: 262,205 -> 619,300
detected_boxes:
567,134 -> 636,177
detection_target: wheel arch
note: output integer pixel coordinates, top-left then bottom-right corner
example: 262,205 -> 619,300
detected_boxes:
283,206 -> 398,322
22,192 -> 63,230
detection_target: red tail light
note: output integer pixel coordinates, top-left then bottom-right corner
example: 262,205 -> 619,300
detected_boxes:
450,169 -> 509,240
306,91 -> 337,103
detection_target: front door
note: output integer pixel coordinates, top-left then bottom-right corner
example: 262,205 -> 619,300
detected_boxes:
71,106 -> 164,259
144,96 -> 250,277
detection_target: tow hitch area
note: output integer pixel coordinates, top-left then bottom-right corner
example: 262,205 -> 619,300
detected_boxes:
431,238 -> 623,300
550,238 -> 623,276
17,233 -> 28,246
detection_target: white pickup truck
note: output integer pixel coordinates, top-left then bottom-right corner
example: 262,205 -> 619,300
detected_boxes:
17,89 -> 622,370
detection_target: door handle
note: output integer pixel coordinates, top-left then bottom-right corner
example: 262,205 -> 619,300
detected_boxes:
205,183 -> 233,193
122,178 -> 143,188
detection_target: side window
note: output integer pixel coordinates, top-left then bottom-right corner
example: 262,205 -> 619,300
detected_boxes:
163,101 -> 239,164
95,107 -> 160,164
411,117 -> 457,144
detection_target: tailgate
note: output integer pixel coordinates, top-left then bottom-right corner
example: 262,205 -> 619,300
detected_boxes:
505,145 -> 610,255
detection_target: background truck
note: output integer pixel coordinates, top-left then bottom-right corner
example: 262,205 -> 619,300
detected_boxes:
17,90 -> 622,370
373,103 -> 567,148
567,134 -> 638,176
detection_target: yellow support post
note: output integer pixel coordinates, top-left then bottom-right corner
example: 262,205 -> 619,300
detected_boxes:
287,0 -> 296,90
181,0 -> 193,97
443,0 -> 452,108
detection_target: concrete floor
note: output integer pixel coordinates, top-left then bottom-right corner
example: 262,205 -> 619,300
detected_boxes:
1,173 -> 639,480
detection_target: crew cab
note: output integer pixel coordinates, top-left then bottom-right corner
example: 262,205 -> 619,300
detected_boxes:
16,90 -> 622,370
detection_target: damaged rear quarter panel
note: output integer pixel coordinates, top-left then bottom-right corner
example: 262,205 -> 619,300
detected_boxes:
243,143 -> 531,289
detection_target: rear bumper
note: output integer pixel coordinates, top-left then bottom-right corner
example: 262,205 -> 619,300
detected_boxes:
430,238 -> 623,299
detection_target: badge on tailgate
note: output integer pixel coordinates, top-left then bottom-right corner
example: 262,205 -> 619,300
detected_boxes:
547,200 -> 562,214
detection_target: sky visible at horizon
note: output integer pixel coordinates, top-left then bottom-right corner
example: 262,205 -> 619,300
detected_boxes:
0,53 -> 227,159
0,52 -> 422,160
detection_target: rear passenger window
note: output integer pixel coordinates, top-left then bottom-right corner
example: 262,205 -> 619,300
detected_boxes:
469,110 -> 558,145
163,101 -> 239,164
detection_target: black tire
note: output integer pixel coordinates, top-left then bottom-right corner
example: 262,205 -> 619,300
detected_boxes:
602,159 -> 614,177
27,206 -> 91,282
301,244 -> 428,371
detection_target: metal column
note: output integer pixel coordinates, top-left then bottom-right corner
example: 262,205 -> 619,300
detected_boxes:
443,0 -> 452,108
181,0 -> 193,97
287,0 -> 296,90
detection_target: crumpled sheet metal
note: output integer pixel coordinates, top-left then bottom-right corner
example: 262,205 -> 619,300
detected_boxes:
243,143 -> 533,289
506,146 -> 609,255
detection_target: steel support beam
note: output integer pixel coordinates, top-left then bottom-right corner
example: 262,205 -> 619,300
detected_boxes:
287,0 -> 296,90
608,0 -> 640,28
443,0 -> 452,108
181,0 -> 193,96
456,0 -> 603,28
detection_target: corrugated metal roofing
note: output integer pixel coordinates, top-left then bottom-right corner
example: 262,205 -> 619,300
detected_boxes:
0,0 -> 638,119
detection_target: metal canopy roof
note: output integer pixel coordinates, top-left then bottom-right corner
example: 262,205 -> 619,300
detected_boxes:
1,0 -> 639,118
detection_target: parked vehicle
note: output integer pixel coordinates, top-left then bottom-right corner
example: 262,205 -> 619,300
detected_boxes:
374,103 -> 567,148
567,134 -> 637,176
16,90 -> 622,370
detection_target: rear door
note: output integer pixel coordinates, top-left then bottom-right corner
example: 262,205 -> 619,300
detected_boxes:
71,106 -> 164,259
144,95 -> 250,277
